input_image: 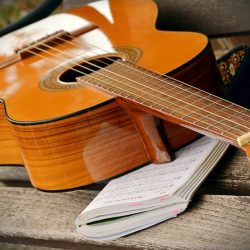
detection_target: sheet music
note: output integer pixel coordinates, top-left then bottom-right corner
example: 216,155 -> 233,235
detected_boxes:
84,137 -> 218,212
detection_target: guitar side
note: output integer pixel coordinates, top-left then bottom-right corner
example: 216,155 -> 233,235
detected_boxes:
0,0 -> 222,190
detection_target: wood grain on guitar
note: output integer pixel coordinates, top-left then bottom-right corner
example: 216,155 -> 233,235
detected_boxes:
0,0 -> 249,190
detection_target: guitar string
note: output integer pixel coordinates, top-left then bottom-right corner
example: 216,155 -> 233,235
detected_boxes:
49,37 -> 250,132
50,37 -> 250,136
53,34 -> 250,125
26,43 -> 249,138
24,45 -> 247,141
39,39 -> 250,133
52,35 -> 250,135
56,33 -> 250,121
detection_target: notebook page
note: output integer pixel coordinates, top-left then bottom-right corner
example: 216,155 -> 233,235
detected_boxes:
84,137 -> 219,212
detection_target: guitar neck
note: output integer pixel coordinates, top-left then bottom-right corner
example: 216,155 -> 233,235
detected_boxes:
80,60 -> 250,149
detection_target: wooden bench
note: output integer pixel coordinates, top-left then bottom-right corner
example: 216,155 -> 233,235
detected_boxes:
0,145 -> 249,250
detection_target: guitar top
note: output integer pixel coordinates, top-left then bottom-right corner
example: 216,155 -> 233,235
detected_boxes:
0,0 -> 208,122
0,0 -> 249,190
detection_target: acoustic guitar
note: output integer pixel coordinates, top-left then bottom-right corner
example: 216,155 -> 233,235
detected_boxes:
0,0 -> 249,190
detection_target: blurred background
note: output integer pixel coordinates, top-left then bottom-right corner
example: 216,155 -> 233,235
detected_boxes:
0,0 -> 63,29
0,0 -> 43,29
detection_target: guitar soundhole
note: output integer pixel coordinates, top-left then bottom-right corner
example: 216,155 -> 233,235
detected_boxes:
40,47 -> 141,91
59,57 -> 120,83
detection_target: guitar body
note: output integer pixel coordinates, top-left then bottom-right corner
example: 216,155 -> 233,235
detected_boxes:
0,0 -> 222,190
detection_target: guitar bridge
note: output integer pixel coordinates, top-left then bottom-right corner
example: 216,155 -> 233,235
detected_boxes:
0,13 -> 97,69
15,30 -> 72,59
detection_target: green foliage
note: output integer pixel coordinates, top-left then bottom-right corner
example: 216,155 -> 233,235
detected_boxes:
0,4 -> 22,28
0,0 -> 43,29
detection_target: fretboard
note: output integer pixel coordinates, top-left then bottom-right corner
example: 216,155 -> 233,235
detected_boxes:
80,60 -> 250,147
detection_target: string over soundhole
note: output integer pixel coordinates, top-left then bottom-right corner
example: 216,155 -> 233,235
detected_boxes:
40,55 -> 121,91
40,46 -> 142,92
60,56 -> 120,82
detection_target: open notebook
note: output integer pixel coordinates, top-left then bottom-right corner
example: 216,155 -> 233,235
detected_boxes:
75,136 -> 229,241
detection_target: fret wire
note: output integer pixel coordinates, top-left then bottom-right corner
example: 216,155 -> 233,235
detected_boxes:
206,104 -> 247,129
197,100 -> 250,128
93,72 -> 250,139
181,104 -> 249,134
36,44 -> 246,139
221,124 -> 246,136
85,75 -> 245,139
95,73 -> 183,110
111,62 -> 201,106
222,110 -> 250,126
59,34 -> 250,121
112,65 -> 188,105
138,70 -> 250,124
224,105 -> 250,126
102,58 -> 250,129
179,112 -> 244,135
88,68 -> 222,123
44,42 -> 201,116
28,41 -> 248,140
95,71 -> 228,127
118,62 -> 249,129
190,102 -> 234,124
23,47 -> 199,121
56,34 -> 250,131
205,100 -> 250,126
169,93 -> 222,117
108,62 -> 242,127
199,115 -> 247,134
219,130 -> 242,139
118,87 -> 243,138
